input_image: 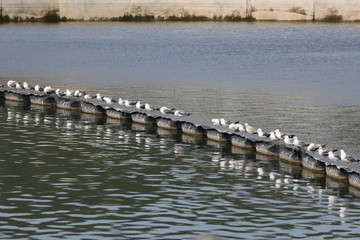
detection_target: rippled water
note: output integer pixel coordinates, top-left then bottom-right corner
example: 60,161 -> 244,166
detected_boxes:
1,100 -> 360,239
1,22 -> 360,239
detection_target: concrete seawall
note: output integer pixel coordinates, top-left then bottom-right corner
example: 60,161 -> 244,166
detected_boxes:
1,0 -> 360,21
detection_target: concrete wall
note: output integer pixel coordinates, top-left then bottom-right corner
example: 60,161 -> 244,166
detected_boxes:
59,0 -> 248,20
2,0 -> 360,21
2,0 -> 59,19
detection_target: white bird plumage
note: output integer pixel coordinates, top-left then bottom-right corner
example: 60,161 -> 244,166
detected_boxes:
244,123 -> 258,134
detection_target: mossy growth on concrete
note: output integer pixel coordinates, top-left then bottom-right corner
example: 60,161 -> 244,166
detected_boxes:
323,8 -> 343,22
0,14 -> 10,23
42,9 -> 61,23
111,14 -> 155,22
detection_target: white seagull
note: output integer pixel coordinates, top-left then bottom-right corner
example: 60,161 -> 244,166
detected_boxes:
307,143 -> 326,152
257,128 -> 270,138
328,150 -> 340,161
340,149 -> 357,162
84,94 -> 93,101
74,90 -> 86,97
124,100 -> 137,107
219,118 -> 231,126
244,123 -> 258,134
135,101 -> 145,109
34,85 -> 43,92
103,97 -> 115,104
55,88 -> 66,97
44,86 -> 55,94
211,118 -> 221,126
269,131 -> 279,140
174,110 -> 191,118
7,80 -> 17,88
283,135 -> 294,145
229,122 -> 240,131
15,82 -> 23,89
160,106 -> 174,115
318,146 -> 332,156
23,82 -> 32,90
118,98 -> 125,105
145,103 -> 156,111
274,129 -> 284,139
96,93 -> 103,101
293,136 -> 309,147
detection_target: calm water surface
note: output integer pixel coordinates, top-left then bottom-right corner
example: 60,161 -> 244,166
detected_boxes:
1,22 -> 360,239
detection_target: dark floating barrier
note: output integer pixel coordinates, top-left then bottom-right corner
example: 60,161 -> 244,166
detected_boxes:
231,134 -> 256,149
349,172 -> 360,189
106,108 -> 132,120
278,144 -> 302,165
181,122 -> 207,136
302,154 -> 326,173
157,117 -> 182,131
3,89 -> 360,191
55,97 -> 81,110
131,112 -> 157,125
80,101 -> 106,115
206,129 -> 231,143
3,90 -> 30,104
255,141 -> 279,157
29,94 -> 56,106
326,165 -> 349,182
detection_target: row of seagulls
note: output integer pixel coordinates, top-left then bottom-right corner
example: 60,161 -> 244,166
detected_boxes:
210,116 -> 358,162
6,81 -> 192,119
5,80 -> 357,162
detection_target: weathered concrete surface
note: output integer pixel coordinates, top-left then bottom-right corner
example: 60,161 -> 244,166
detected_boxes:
59,0 -> 247,20
2,0 -> 360,21
2,0 -> 59,19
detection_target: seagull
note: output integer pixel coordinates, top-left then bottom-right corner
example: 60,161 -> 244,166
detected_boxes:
340,149 -> 358,162
55,88 -> 66,97
307,143 -> 326,151
160,106 -> 174,114
15,82 -> 23,89
229,122 -> 240,131
124,100 -> 137,107
328,150 -> 340,160
244,123 -> 258,134
34,85 -> 43,92
118,98 -> 125,105
7,80 -> 17,88
84,94 -> 93,101
293,136 -> 309,147
219,118 -> 231,126
236,123 -> 246,132
211,118 -> 221,126
145,103 -> 155,111
23,82 -> 32,90
44,86 -> 55,94
103,97 -> 115,104
65,89 -> 74,97
283,135 -> 294,145
96,93 -> 103,101
257,128 -> 270,138
135,101 -> 145,110
274,129 -> 285,139
269,131 -> 280,140
318,146 -> 333,156
74,90 -> 86,97
174,110 -> 191,118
